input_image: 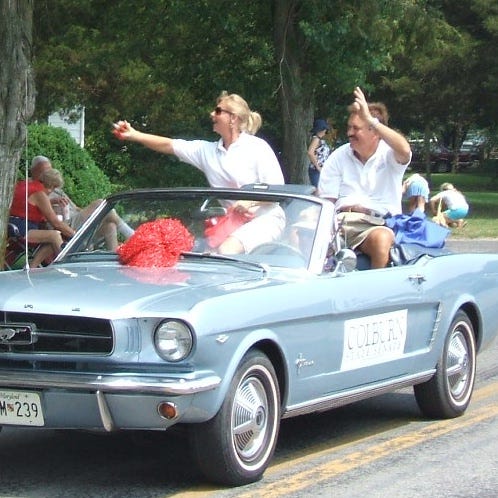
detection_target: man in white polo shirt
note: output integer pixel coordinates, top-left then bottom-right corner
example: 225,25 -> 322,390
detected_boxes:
318,87 -> 412,268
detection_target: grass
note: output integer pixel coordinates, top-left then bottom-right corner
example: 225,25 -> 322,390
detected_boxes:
451,191 -> 498,238
411,160 -> 498,239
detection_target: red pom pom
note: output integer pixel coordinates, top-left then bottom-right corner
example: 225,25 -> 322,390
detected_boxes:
117,218 -> 194,267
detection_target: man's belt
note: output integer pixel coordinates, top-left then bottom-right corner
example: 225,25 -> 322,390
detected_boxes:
337,206 -> 385,218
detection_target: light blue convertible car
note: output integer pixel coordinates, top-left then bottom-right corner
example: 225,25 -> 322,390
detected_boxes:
0,184 -> 497,486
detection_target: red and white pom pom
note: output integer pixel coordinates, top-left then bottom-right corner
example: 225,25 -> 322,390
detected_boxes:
117,218 -> 194,267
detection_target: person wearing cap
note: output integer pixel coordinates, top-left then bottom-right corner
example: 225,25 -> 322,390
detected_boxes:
318,87 -> 412,269
307,118 -> 332,188
429,182 -> 469,228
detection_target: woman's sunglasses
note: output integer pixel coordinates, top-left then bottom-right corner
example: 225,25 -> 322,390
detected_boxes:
214,106 -> 233,115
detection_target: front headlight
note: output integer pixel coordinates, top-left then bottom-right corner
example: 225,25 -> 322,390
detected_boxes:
154,320 -> 193,362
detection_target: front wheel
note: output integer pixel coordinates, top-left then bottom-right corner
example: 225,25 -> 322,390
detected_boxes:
190,350 -> 281,486
414,310 -> 476,418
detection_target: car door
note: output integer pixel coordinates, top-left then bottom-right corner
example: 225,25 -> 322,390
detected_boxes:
286,263 -> 438,406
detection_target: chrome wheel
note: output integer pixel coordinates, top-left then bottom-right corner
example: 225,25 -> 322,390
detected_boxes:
232,368 -> 272,463
415,311 -> 476,419
446,327 -> 472,401
190,350 -> 280,485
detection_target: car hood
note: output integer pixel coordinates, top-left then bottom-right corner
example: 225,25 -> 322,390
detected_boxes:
0,261 -> 276,318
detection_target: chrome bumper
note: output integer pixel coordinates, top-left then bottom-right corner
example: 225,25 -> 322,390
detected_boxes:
0,370 -> 221,395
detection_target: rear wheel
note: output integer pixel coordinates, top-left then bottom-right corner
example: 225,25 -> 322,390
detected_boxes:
190,350 -> 281,486
414,311 -> 476,418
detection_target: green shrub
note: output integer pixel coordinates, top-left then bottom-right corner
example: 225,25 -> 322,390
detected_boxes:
87,128 -> 207,189
22,124 -> 114,206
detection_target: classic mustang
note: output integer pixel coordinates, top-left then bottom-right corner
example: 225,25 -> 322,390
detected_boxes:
0,184 -> 497,486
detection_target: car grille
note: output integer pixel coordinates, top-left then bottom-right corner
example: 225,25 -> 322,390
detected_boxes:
0,312 -> 113,355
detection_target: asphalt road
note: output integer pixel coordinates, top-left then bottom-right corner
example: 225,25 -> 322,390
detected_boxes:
445,237 -> 498,253
2,344 -> 498,497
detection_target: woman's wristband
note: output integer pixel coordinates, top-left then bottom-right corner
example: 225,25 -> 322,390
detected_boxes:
368,117 -> 380,129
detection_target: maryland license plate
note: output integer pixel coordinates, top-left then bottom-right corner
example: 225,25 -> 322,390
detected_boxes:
0,390 -> 44,426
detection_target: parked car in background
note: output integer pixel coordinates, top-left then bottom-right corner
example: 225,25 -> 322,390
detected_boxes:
409,141 -> 477,173
1,184 -> 498,486
460,140 -> 482,162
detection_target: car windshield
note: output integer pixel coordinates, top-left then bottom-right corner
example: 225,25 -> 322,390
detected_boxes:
59,188 -> 327,271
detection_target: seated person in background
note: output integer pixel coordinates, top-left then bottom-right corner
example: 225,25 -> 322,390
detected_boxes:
30,155 -> 133,250
9,168 -> 76,267
429,182 -> 469,228
318,87 -> 412,269
49,188 -> 134,251
402,173 -> 429,213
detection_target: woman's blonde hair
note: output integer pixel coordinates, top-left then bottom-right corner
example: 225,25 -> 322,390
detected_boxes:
217,91 -> 262,135
39,168 -> 63,190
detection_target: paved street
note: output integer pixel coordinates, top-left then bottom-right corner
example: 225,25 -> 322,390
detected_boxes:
445,238 -> 498,253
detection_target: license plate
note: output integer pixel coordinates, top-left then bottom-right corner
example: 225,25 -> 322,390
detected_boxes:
0,390 -> 45,426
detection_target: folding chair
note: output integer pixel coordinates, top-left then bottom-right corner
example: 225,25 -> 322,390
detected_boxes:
3,223 -> 41,270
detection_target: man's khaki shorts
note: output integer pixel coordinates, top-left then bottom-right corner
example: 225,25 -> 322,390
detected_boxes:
337,211 -> 391,249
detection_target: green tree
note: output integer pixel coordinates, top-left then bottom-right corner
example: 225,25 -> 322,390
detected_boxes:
273,0 -> 415,182
31,1 -> 496,186
33,0 -> 277,186
32,0 -> 422,184
453,0 -> 498,132
372,1 -> 480,174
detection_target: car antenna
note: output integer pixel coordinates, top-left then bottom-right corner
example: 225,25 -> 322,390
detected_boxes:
22,72 -> 31,272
